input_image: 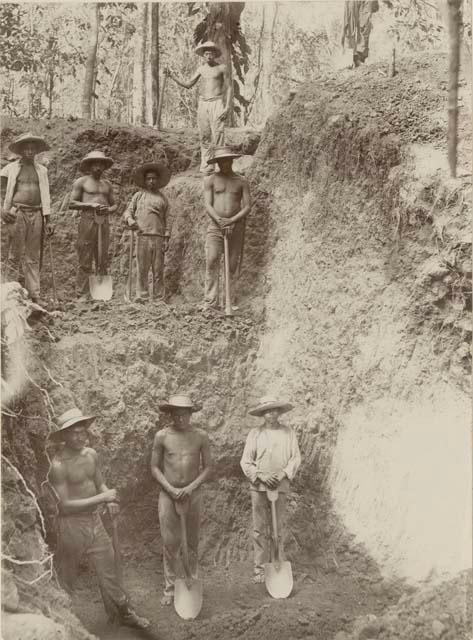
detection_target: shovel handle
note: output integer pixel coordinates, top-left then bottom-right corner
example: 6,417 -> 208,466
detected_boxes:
127,230 -> 134,300
267,490 -> 280,563
223,232 -> 232,317
111,517 -> 123,587
175,499 -> 192,580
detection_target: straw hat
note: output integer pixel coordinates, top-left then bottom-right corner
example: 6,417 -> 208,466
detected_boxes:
195,40 -> 222,57
248,396 -> 294,417
49,406 -> 96,441
207,147 -> 241,164
9,132 -> 50,155
159,394 -> 202,413
80,150 -> 114,173
133,162 -> 171,189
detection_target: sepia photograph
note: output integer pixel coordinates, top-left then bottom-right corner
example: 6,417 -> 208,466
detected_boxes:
0,0 -> 471,638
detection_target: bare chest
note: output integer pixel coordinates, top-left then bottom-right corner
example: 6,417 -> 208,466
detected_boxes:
200,65 -> 224,82
63,456 -> 96,485
82,177 -> 109,198
214,177 -> 242,198
16,165 -> 39,187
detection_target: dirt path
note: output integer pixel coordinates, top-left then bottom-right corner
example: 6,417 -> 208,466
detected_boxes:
72,556 -> 397,640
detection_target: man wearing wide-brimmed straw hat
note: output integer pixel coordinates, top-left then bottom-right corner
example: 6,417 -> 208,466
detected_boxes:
123,161 -> 171,302
151,393 -> 212,605
203,146 -> 251,310
240,395 -> 301,583
48,405 -> 150,629
69,151 -> 117,299
165,41 -> 231,174
0,132 -> 52,305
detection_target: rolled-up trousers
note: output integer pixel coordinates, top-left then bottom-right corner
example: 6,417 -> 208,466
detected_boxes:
158,490 -> 201,596
250,490 -> 287,575
197,97 -> 226,172
76,212 -> 110,294
4,207 -> 43,298
56,513 -> 126,618
136,234 -> 164,299
204,222 -> 244,307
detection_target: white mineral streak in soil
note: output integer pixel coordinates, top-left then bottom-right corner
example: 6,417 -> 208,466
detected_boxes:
331,386 -> 471,582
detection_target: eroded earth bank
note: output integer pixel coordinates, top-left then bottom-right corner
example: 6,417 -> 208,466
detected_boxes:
1,53 -> 471,640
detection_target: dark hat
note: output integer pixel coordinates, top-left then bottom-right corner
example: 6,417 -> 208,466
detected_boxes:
133,162 -> 171,189
80,150 -> 114,173
248,395 -> 294,417
9,132 -> 49,155
159,394 -> 202,413
207,146 -> 241,164
49,406 -> 96,442
195,41 -> 222,57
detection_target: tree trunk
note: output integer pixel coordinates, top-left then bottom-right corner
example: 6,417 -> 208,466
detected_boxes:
133,3 -> 148,124
447,0 -> 461,177
81,3 -> 100,119
150,2 -> 160,126
260,2 -> 278,118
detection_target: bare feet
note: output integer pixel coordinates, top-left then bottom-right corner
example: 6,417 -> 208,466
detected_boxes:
160,594 -> 172,606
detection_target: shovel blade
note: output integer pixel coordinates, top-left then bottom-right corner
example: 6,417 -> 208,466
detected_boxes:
264,561 -> 293,599
174,578 -> 203,620
89,275 -> 113,301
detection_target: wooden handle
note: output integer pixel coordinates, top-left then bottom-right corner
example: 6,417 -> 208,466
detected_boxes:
223,233 -> 232,317
267,490 -> 280,562
174,498 -> 190,516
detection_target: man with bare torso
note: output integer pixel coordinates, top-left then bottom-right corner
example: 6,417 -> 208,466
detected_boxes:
69,151 -> 117,299
151,394 -> 212,605
48,405 -> 150,629
165,41 -> 231,174
0,132 -> 52,305
203,147 -> 251,310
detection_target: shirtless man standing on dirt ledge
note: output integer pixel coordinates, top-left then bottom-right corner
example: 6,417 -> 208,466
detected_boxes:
151,394 -> 212,606
48,405 -> 150,630
203,146 -> 251,311
69,151 -> 117,300
165,41 -> 231,174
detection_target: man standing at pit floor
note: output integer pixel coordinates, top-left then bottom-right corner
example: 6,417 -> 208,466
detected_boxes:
69,151 -> 117,300
47,405 -> 150,630
0,132 -> 53,306
123,161 -> 171,302
203,147 -> 251,310
240,396 -> 301,583
151,394 -> 212,605
165,41 -> 231,174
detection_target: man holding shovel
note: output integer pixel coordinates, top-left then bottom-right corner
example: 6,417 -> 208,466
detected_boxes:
203,147 -> 251,311
240,396 -> 301,584
0,132 -> 53,307
150,394 -> 212,607
48,404 -> 150,629
69,151 -> 117,300
165,41 -> 231,174
123,162 -> 171,302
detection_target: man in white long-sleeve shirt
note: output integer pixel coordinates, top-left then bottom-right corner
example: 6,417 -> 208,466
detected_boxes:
240,395 -> 301,583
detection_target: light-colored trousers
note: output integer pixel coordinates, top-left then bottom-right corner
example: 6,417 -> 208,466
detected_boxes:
56,513 -> 126,619
158,489 -> 201,596
197,97 -> 226,172
136,235 -> 164,298
204,222 -> 244,307
250,490 -> 287,575
4,207 -> 43,298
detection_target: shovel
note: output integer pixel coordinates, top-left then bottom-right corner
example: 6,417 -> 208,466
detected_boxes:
89,213 -> 113,301
264,490 -> 293,599
124,229 -> 134,302
174,499 -> 203,620
223,229 -> 233,318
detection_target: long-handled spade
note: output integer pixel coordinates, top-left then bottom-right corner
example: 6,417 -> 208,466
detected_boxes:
264,490 -> 293,599
223,229 -> 233,318
174,499 -> 203,620
89,213 -> 113,301
124,229 -> 134,302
